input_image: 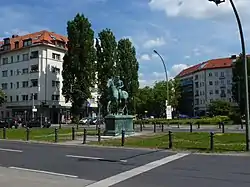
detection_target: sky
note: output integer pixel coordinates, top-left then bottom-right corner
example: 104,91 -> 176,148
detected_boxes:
0,0 -> 249,87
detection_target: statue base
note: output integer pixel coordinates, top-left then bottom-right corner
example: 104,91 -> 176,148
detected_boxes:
104,114 -> 134,136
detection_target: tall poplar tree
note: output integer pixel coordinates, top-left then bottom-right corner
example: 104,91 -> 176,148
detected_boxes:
116,38 -> 139,114
95,29 -> 117,115
62,13 -> 96,121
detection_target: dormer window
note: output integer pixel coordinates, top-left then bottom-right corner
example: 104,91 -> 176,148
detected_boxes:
3,38 -> 10,45
15,41 -> 19,49
23,39 -> 32,47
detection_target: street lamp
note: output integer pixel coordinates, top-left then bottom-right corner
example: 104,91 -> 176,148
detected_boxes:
209,0 -> 250,151
153,50 -> 169,103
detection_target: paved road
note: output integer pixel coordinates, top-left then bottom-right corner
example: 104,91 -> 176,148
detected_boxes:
0,140 -> 250,186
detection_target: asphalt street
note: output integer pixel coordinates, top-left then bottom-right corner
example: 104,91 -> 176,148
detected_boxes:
0,140 -> 250,186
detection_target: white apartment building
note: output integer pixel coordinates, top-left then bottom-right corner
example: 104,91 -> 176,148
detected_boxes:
178,57 -> 234,116
0,30 -> 99,123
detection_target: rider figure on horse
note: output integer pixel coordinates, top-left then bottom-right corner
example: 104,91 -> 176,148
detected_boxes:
114,76 -> 124,101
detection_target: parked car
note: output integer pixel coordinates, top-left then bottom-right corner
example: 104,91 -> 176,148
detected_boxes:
79,117 -> 91,125
0,118 -> 19,128
90,117 -> 104,125
24,118 -> 51,128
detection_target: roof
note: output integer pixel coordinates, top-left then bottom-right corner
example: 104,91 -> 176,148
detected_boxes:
177,57 -> 233,78
0,30 -> 68,52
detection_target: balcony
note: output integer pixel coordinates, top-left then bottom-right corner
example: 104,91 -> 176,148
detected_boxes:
219,76 -> 225,80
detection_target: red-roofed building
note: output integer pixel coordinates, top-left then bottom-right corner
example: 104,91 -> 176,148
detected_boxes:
177,57 -> 235,116
0,30 -> 98,122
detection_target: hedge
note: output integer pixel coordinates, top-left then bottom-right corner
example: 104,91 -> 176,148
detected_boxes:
134,116 -> 231,125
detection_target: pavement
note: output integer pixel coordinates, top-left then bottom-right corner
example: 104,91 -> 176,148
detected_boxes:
0,140 -> 250,186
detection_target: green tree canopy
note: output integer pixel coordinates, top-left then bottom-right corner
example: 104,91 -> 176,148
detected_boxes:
208,100 -> 233,116
62,13 -> 96,120
0,89 -> 6,106
116,38 -> 139,114
95,29 -> 117,115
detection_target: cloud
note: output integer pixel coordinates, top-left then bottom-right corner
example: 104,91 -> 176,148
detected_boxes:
143,37 -> 166,48
139,54 -> 151,61
169,63 -> 189,77
148,0 -> 249,19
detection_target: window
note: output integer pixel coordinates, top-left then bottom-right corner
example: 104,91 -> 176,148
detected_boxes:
16,82 -> 19,89
3,45 -> 10,51
209,81 -> 213,85
10,83 -> 13,89
22,68 -> 28,74
52,66 -> 60,74
227,80 -> 231,84
30,93 -> 38,100
22,81 -> 28,88
2,58 -> 8,65
17,55 -> 20,61
195,75 -> 198,80
195,82 -> 199,88
22,95 -> 28,101
215,90 -> 219,94
23,39 -> 32,47
215,72 -> 218,77
227,89 -> 231,94
221,80 -> 225,84
16,95 -> 19,101
2,71 -> 8,77
3,38 -> 10,45
52,53 -> 60,60
30,51 -> 39,59
208,73 -> 212,76
23,53 -> 29,61
2,83 -> 7,90
52,80 -> 60,88
52,95 -> 60,101
16,69 -> 20,75
215,81 -> 218,85
10,70 -> 13,76
31,79 -> 38,87
10,96 -> 12,102
221,72 -> 225,76
11,56 -> 13,63
209,90 -> 213,95
30,64 -> 39,72
15,41 -> 19,49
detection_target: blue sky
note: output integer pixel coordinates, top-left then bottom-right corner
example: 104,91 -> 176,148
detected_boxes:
0,0 -> 249,87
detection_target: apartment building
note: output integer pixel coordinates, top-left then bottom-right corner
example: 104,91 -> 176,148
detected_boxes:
177,57 -> 233,116
0,30 -> 98,123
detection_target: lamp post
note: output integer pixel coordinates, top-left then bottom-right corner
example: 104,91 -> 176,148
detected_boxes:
153,50 -> 169,103
209,0 -> 250,151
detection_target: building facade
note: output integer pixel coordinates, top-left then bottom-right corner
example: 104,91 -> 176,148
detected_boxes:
0,30 -> 98,123
177,57 -> 234,116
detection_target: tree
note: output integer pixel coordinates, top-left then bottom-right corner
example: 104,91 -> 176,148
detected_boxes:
116,38 -> 139,114
95,29 -> 117,115
0,89 -> 5,106
62,13 -> 96,121
168,78 -> 182,111
232,55 -> 250,115
207,100 -> 233,116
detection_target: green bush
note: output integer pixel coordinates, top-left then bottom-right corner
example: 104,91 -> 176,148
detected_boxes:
134,116 -> 231,125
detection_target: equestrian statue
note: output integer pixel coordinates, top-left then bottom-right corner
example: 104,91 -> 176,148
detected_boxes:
107,76 -> 129,115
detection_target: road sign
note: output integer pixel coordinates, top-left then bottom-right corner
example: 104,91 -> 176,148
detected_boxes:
166,105 -> 172,119
32,108 -> 37,112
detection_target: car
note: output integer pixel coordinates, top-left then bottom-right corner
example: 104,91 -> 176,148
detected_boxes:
79,117 -> 91,125
90,117 -> 104,125
25,118 -> 51,128
0,118 -> 19,129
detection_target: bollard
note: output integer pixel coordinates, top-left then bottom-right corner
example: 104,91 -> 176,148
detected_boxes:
241,122 -> 244,129
59,123 -> 62,129
82,128 -> 87,144
140,123 -> 143,131
190,122 -> 193,133
26,127 -> 30,141
222,122 -> 225,133
3,127 -> 6,139
153,123 -> 156,133
97,127 -> 101,142
54,128 -> 58,143
161,124 -> 164,132
210,132 -> 214,151
168,131 -> 173,149
197,122 -> 200,129
72,127 -> 75,140
121,130 -> 125,146
177,123 -> 180,128
76,123 -> 79,130
218,122 -> 221,129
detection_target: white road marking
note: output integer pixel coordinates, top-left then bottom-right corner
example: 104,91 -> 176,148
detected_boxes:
86,153 -> 189,187
8,167 -> 78,178
66,154 -> 127,163
0,148 -> 23,153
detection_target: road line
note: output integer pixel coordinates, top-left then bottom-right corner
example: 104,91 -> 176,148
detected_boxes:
0,148 -> 23,153
9,167 -> 78,178
86,153 -> 189,187
66,154 -> 127,163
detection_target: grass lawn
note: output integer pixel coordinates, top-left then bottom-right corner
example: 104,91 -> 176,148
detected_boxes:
0,127 -> 102,142
90,132 -> 246,152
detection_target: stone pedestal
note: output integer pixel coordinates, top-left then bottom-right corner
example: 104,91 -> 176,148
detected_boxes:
104,114 -> 134,136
